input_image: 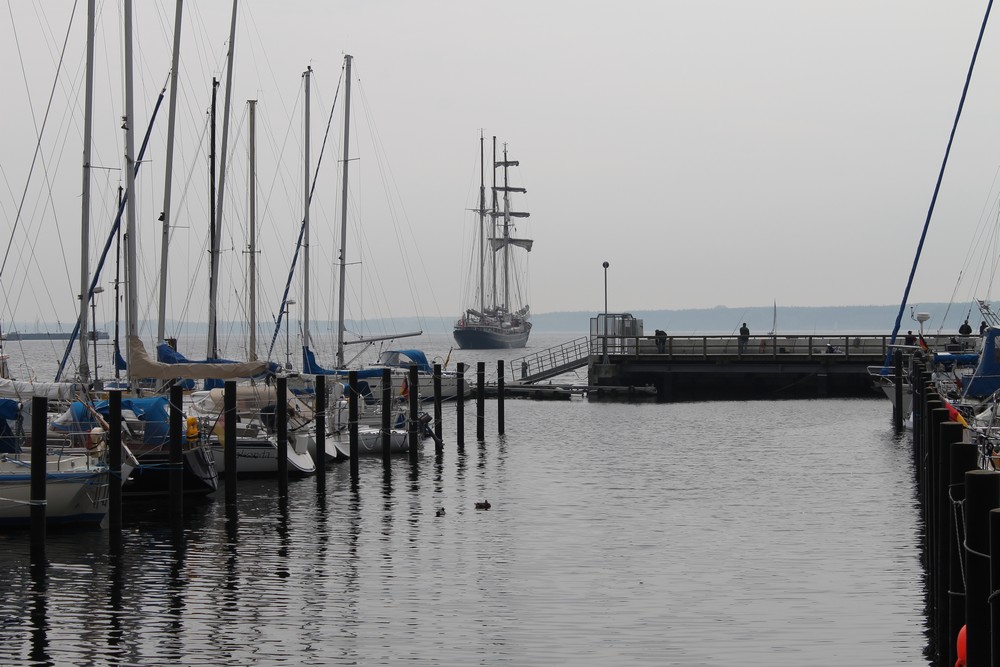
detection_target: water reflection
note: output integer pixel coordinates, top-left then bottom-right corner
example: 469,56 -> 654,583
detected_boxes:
29,560 -> 47,666
0,398 -> 930,666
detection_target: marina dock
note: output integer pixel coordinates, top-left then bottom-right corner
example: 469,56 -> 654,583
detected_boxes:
504,315 -> 921,401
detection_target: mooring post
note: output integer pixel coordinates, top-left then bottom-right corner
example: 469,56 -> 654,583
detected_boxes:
927,407 -> 949,621
169,385 -> 184,525
991,508 -> 1000,666
433,363 -> 443,450
30,395 -> 47,561
224,380 -> 237,507
497,359 -> 505,436
936,419 -> 963,665
924,395 -> 943,527
408,365 -> 419,463
893,349 -> 903,429
381,368 -> 391,465
108,390 -> 122,553
964,469 -> 1000,667
476,361 -> 485,441
277,376 -> 288,496
348,371 -> 359,479
315,374 -> 326,482
456,362 -> 465,451
949,441 -> 979,667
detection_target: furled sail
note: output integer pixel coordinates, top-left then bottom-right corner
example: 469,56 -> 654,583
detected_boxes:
128,336 -> 268,380
490,237 -> 534,252
0,378 -> 83,401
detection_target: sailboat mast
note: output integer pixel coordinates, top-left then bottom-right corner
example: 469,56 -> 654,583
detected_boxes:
248,98 -> 257,360
123,0 -> 139,362
336,54 -> 353,368
208,0 -> 238,360
490,136 -> 498,312
207,77 -> 219,357
302,66 -> 311,360
77,0 -> 96,383
156,0 -> 184,345
478,131 -> 485,312
114,185 -> 122,380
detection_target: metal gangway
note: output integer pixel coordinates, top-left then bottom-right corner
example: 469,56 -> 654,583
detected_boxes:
508,337 -> 590,384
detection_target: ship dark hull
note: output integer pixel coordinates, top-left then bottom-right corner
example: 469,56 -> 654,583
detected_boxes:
122,445 -> 219,498
453,325 -> 530,350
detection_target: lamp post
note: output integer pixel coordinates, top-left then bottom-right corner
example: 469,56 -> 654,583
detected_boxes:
91,286 -> 104,382
602,261 -> 609,363
284,299 -> 296,370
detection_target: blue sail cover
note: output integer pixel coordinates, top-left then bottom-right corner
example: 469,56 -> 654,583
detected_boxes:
50,396 -> 179,446
302,347 -> 382,379
963,327 -> 1000,399
378,349 -> 434,374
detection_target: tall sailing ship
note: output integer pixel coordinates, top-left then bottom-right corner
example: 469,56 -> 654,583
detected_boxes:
453,134 -> 533,349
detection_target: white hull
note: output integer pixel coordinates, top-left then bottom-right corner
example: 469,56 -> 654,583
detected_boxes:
211,432 -> 316,476
0,452 -> 111,526
310,428 -> 411,460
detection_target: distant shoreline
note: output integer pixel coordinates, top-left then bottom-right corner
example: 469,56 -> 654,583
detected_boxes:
3,331 -> 109,341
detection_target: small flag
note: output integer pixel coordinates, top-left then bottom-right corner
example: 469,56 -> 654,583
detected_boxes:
400,376 -> 409,398
944,398 -> 969,427
919,335 -> 930,352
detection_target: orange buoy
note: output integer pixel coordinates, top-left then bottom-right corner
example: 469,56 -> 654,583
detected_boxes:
956,624 -> 967,667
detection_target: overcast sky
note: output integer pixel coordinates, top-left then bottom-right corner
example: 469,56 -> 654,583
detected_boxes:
3,1 -> 1000,340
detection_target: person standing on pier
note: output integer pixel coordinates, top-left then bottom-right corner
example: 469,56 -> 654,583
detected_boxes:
959,319 -> 973,336
739,323 -> 750,354
655,329 -> 667,353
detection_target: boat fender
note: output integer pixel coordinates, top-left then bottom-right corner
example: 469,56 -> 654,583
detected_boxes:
87,427 -> 106,456
186,416 -> 200,442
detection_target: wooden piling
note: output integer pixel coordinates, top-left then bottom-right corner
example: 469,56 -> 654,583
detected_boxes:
348,371 -> 359,479
169,385 -> 184,523
224,380 -> 237,506
456,362 -> 465,450
381,368 -> 391,464
991,508 -> 1000,665
935,419 -> 963,665
30,395 -> 47,560
497,360 -> 505,435
108,390 -> 122,553
433,363 -> 443,449
949,441 -> 979,667
477,361 -> 485,441
893,349 -> 903,429
277,377 -> 288,496
315,374 -> 327,481
408,365 -> 419,463
964,469 -> 1000,667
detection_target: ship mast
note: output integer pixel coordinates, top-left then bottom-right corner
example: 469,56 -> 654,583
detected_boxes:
477,131 -> 485,312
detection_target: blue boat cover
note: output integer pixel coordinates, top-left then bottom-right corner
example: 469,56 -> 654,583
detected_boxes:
302,347 -> 382,379
378,349 -> 433,374
51,397 -> 180,446
963,328 -> 1000,399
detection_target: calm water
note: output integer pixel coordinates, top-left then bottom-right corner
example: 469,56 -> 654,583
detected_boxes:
0,333 -> 927,665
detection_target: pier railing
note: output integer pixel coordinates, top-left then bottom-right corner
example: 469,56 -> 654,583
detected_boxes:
588,332 -> 978,360
508,337 -> 590,383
